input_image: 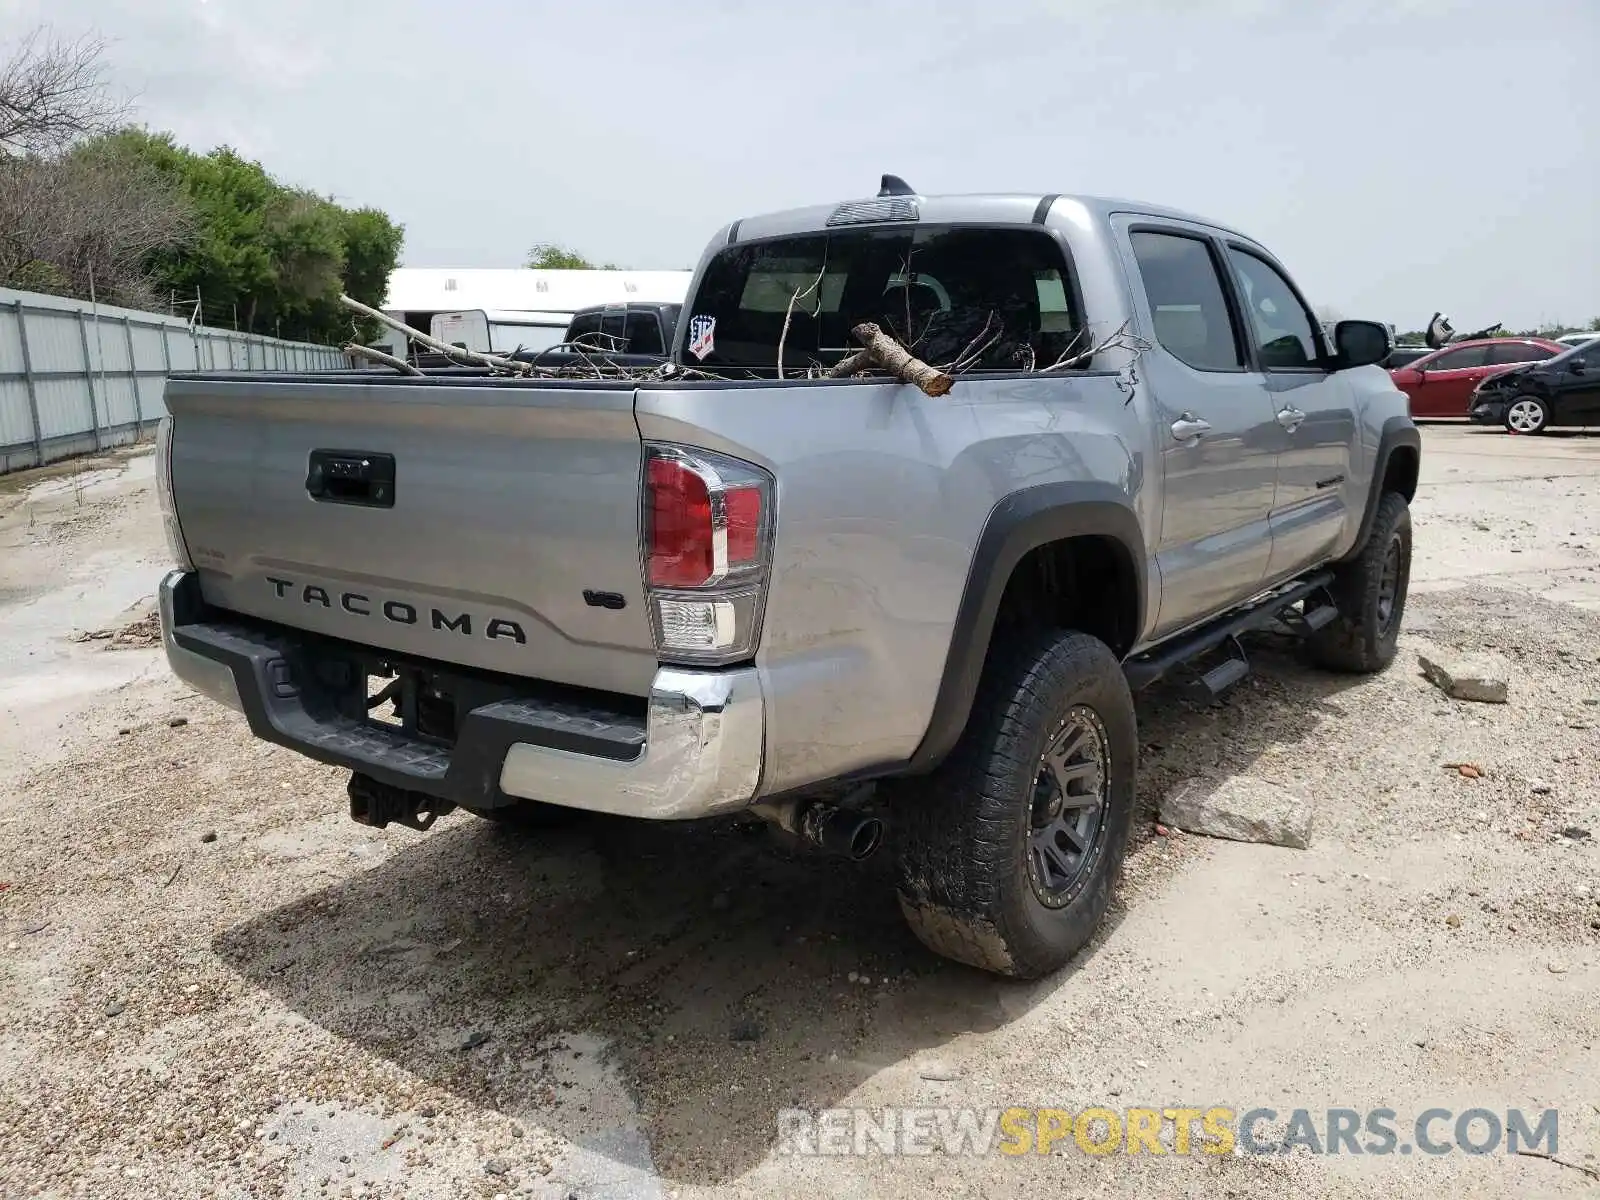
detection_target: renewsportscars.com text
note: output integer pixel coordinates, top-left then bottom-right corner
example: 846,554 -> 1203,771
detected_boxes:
776,1106 -> 1560,1158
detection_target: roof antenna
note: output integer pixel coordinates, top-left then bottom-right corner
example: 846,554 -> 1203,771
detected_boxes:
878,174 -> 915,198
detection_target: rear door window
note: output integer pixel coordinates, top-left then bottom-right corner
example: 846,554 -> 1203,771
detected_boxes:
684,226 -> 1082,374
1128,230 -> 1244,372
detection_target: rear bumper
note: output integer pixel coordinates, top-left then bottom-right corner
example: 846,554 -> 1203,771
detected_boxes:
158,570 -> 764,819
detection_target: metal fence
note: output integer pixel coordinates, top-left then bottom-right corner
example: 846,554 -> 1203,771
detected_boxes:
0,285 -> 347,475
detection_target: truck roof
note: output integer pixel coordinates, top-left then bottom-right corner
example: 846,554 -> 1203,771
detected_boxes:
724,189 -> 1250,246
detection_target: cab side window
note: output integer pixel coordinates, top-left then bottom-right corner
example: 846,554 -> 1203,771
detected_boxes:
1129,230 -> 1244,372
1225,248 -> 1320,370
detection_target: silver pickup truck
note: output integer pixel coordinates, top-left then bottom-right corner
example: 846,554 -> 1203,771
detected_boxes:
156,181 -> 1419,979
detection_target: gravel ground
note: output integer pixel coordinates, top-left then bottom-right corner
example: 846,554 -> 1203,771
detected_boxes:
1,427 -> 1598,1199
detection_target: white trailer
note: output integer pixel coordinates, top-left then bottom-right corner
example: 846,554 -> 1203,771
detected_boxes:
429,309 -> 574,355
373,268 -> 692,359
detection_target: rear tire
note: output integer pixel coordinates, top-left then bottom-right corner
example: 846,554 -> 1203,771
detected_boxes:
1307,491 -> 1411,673
890,630 -> 1136,980
1503,395 -> 1550,435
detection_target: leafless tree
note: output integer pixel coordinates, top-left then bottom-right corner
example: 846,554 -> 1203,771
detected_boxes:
0,141 -> 193,308
0,27 -> 187,309
0,26 -> 128,159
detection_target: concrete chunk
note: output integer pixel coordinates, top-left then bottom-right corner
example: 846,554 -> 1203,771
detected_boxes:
1416,643 -> 1510,704
1160,777 -> 1312,850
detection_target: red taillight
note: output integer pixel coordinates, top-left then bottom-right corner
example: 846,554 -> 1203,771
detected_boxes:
641,443 -> 774,666
647,456 -> 714,587
725,486 -> 762,565
646,457 -> 768,587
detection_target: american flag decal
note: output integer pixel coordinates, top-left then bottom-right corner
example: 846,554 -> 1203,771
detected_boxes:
687,314 -> 716,361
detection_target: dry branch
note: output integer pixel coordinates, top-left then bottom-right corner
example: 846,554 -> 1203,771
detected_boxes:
946,311 -> 1001,373
825,322 -> 954,397
1040,319 -> 1150,372
1516,1150 -> 1600,1183
344,342 -> 422,375
338,294 -> 537,375
335,297 -> 737,383
777,264 -> 826,382
0,27 -> 128,157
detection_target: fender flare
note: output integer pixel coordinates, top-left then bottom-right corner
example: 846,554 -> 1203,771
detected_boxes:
905,482 -> 1146,774
1341,415 -> 1420,561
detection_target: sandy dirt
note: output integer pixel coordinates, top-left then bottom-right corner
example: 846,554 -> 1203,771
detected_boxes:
1,427 -> 1598,1199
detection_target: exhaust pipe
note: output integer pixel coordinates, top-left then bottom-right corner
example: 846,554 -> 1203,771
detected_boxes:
751,795 -> 884,861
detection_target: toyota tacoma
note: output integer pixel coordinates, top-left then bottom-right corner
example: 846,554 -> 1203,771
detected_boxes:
156,180 -> 1419,979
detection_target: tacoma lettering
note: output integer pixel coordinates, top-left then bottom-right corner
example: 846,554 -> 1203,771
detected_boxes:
432,611 -> 471,635
266,578 -> 523,643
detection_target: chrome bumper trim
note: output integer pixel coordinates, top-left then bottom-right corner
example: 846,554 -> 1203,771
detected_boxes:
499,667 -> 765,819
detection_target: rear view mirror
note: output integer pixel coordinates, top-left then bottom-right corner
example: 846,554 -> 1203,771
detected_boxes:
1570,358 -> 1587,374
1332,320 -> 1392,370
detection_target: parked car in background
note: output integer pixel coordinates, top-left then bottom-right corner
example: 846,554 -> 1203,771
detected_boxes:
563,301 -> 682,355
1383,346 -> 1432,369
1470,340 -> 1600,433
1390,338 -> 1565,418
1554,331 -> 1600,349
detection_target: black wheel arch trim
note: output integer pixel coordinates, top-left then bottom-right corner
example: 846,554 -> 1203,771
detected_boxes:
1340,415 -> 1420,563
905,482 -> 1146,774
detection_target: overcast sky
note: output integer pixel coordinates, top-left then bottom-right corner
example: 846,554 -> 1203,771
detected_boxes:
7,0 -> 1596,330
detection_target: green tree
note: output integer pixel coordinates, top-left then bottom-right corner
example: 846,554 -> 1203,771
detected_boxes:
330,206 -> 405,342
526,241 -> 620,270
87,127 -> 402,342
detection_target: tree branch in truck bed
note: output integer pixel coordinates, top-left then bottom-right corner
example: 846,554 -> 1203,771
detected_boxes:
1039,319 -> 1151,372
339,295 -> 539,375
335,295 -> 733,382
777,264 -> 827,382
826,322 -> 955,397
343,342 -> 423,375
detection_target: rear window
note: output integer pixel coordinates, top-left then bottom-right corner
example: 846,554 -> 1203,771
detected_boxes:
567,309 -> 671,355
682,226 -> 1082,374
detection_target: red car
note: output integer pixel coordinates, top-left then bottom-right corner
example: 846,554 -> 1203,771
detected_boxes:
1391,338 -> 1566,418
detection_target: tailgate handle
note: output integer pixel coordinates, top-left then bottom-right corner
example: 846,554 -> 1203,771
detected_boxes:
306,450 -> 396,508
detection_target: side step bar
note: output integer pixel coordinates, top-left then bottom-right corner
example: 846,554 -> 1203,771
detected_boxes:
1195,638 -> 1250,699
1123,571 -> 1336,692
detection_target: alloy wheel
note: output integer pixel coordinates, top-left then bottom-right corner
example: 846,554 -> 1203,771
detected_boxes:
1026,705 -> 1112,908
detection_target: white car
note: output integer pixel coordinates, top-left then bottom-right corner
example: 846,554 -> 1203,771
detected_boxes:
1555,331 -> 1600,348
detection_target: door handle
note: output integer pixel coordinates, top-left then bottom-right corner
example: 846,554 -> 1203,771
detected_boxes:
306,449 -> 396,508
1170,414 -> 1211,441
1276,405 -> 1305,432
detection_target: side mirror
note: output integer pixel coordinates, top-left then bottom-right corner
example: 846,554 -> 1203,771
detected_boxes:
1570,358 -> 1587,374
1331,320 -> 1392,370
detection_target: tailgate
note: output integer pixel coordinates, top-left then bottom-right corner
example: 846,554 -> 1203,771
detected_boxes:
164,375 -> 657,696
